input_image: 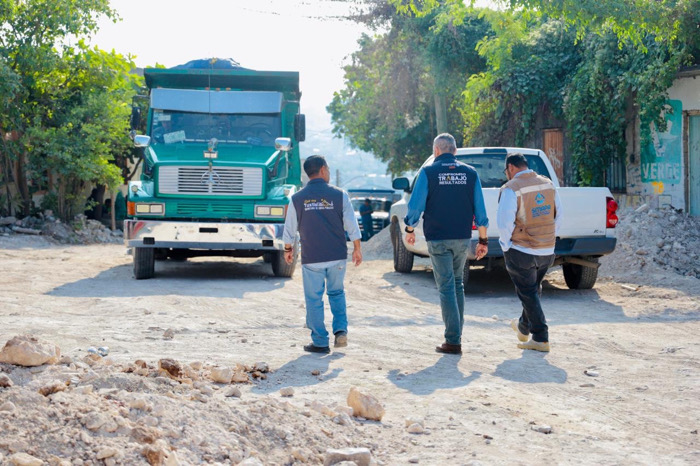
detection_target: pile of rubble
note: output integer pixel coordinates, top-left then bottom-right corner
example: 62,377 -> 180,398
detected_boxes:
601,204 -> 700,280
0,335 -> 384,465
0,213 -> 122,245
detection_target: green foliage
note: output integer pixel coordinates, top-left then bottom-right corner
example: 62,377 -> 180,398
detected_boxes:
329,2 -> 489,173
0,0 -> 139,221
565,30 -> 686,186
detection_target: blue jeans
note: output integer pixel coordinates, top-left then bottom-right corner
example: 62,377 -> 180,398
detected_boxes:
504,248 -> 555,343
302,262 -> 348,347
427,239 -> 469,345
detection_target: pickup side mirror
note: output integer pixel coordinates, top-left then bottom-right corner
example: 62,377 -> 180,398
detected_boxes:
392,177 -> 410,192
294,114 -> 306,142
134,135 -> 151,148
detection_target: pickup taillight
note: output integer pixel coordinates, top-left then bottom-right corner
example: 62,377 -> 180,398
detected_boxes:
606,197 -> 619,228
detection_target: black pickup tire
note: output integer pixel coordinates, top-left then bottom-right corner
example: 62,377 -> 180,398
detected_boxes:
272,242 -> 298,278
391,222 -> 414,273
134,247 -> 155,280
562,256 -> 599,289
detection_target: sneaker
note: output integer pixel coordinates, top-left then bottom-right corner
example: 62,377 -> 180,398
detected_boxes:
510,319 -> 529,342
303,344 -> 331,354
334,332 -> 348,348
517,339 -> 550,352
435,343 -> 462,355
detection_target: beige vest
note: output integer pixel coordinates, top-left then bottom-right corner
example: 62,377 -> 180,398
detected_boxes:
500,172 -> 556,250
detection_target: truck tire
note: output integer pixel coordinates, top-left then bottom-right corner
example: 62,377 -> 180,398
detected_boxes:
272,242 -> 298,278
392,222 -> 414,273
134,247 -> 155,280
563,256 -> 599,289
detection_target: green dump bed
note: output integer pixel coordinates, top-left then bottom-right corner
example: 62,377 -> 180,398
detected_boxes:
144,68 -> 300,97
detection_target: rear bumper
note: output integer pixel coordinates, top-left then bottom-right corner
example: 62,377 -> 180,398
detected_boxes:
123,219 -> 286,250
470,236 -> 617,260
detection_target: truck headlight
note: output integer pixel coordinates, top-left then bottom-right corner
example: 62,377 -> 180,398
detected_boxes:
255,205 -> 286,218
135,203 -> 165,215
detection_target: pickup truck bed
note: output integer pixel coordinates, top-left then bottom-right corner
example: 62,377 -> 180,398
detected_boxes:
389,147 -> 618,289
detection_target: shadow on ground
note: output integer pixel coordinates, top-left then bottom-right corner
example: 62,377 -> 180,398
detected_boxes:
47,258 -> 287,298
492,351 -> 567,384
251,353 -> 345,394
387,354 -> 482,395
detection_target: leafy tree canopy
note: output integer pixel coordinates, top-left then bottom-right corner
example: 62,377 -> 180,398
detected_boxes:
0,0 -> 139,220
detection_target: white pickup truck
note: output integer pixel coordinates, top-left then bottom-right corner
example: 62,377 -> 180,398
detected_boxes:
389,147 -> 619,289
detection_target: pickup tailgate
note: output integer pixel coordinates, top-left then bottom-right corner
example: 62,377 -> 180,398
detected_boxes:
481,186 -> 611,238
556,187 -> 611,237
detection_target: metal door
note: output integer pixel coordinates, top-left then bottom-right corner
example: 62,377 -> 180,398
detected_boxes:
543,129 -> 564,185
690,115 -> 700,216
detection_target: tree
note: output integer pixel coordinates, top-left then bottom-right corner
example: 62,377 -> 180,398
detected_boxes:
329,1 -> 489,173
0,0 -> 139,221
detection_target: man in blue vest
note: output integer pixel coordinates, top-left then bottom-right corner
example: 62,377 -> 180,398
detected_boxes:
404,133 -> 489,355
283,155 -> 363,354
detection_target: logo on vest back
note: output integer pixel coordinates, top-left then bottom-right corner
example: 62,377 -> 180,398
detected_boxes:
535,193 -> 545,205
304,198 -> 334,211
438,172 -> 467,185
531,205 -> 551,218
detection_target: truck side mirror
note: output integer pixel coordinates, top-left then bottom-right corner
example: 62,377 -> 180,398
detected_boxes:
134,135 -> 151,148
275,137 -> 293,152
294,114 -> 306,142
130,106 -> 141,131
392,177 -> 410,192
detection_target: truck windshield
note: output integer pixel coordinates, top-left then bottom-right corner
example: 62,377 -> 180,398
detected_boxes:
150,110 -> 281,146
456,154 -> 550,188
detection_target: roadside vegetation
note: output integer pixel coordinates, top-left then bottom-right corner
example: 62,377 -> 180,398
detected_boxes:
330,0 -> 700,184
0,0 -> 141,222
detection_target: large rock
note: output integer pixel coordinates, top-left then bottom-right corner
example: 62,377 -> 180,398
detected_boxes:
8,452 -> 44,466
0,335 -> 60,367
347,387 -> 385,421
323,447 -> 372,466
210,366 -> 233,384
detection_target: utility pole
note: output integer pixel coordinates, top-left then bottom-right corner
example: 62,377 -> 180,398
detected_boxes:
336,169 -> 341,187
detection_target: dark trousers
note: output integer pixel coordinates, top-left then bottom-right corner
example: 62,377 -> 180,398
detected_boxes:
504,248 -> 555,343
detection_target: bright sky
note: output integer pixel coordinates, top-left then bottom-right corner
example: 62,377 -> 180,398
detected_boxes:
91,1 -> 497,131
91,0 -> 371,129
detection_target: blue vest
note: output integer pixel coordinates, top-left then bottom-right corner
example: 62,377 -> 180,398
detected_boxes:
423,154 -> 476,241
291,179 -> 347,264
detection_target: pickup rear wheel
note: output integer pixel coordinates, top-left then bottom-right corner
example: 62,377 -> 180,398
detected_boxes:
272,242 -> 298,278
562,256 -> 599,289
392,222 -> 414,273
134,247 -> 155,280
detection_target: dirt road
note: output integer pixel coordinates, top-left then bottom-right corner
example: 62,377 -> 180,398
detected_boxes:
0,234 -> 698,465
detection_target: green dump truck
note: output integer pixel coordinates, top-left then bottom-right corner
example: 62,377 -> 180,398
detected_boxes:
124,59 -> 305,279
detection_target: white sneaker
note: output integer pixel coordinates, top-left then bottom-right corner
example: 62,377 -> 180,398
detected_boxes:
511,319 -> 529,342
517,339 -> 550,352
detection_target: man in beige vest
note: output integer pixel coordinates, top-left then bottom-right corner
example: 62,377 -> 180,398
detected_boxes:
497,153 -> 562,352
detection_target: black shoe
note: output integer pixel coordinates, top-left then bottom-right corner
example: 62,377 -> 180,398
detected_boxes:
303,344 -> 331,354
435,343 -> 462,355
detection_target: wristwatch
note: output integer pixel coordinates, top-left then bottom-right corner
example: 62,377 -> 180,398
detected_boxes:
404,225 -> 415,233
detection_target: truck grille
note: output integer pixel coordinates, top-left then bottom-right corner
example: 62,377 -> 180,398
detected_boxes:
176,203 -> 244,216
159,166 -> 263,196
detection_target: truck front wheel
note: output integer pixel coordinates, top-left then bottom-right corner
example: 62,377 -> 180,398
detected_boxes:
272,242 -> 298,278
391,222 -> 414,273
562,256 -> 599,289
134,247 -> 155,280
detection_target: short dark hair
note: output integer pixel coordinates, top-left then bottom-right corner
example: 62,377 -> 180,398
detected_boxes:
303,155 -> 327,177
505,153 -> 528,169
